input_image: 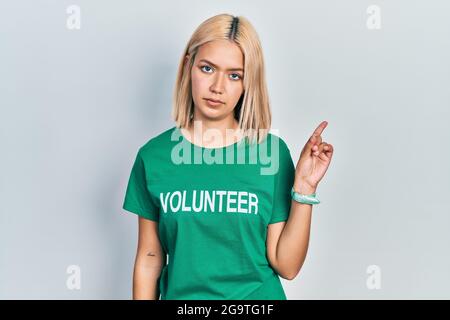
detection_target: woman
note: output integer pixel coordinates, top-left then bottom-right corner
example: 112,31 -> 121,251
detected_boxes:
122,13 -> 334,300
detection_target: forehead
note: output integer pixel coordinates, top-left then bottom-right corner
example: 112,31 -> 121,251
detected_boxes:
196,40 -> 244,69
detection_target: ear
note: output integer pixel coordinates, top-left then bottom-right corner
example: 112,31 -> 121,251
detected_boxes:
184,54 -> 190,68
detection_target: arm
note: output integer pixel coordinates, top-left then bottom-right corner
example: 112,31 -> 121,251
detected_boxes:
267,121 -> 334,280
267,181 -> 315,280
133,216 -> 166,300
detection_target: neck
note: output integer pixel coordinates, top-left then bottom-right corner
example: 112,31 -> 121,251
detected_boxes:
183,114 -> 242,148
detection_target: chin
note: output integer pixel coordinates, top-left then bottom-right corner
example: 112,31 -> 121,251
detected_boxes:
198,107 -> 227,120
203,111 -> 224,120
201,102 -> 223,113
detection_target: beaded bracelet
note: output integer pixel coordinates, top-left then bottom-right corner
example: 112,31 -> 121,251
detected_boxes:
291,187 -> 321,205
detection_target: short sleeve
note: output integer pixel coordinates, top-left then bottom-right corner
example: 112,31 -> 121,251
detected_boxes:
269,137 -> 295,224
122,148 -> 159,222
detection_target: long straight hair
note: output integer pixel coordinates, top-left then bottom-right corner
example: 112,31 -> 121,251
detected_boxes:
171,13 -> 272,145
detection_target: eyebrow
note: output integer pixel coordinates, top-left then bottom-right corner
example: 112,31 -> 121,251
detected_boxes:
199,59 -> 244,72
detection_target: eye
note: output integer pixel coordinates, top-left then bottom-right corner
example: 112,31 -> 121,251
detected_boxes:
200,65 -> 213,73
230,73 -> 242,81
200,65 -> 242,81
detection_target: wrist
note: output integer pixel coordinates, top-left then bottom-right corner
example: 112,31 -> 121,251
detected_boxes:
293,179 -> 317,195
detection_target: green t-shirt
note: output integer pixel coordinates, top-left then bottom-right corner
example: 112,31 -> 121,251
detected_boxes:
122,126 -> 295,300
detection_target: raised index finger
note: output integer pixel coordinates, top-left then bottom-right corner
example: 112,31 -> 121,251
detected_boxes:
312,121 -> 328,137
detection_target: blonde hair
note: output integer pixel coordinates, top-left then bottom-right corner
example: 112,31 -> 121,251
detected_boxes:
171,13 -> 272,145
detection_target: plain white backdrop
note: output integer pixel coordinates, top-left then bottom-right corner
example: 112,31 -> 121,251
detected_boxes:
1,0 -> 449,299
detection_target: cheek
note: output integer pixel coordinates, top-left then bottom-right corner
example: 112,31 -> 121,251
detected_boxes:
190,72 -> 199,93
230,84 -> 244,100
191,70 -> 209,91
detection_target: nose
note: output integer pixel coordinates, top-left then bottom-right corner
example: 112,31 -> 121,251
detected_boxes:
210,73 -> 225,94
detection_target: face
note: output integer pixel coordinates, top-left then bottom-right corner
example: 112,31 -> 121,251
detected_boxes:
186,39 -> 245,124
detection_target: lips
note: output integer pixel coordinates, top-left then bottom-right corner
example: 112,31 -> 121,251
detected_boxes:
204,98 -> 224,104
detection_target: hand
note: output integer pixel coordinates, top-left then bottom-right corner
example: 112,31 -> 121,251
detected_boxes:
294,121 -> 334,194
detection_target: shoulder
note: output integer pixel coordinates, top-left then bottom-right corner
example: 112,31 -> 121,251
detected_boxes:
137,126 -> 178,157
265,131 -> 290,154
266,132 -> 295,171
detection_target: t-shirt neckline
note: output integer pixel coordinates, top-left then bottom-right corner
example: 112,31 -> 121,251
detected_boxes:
174,126 -> 246,150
